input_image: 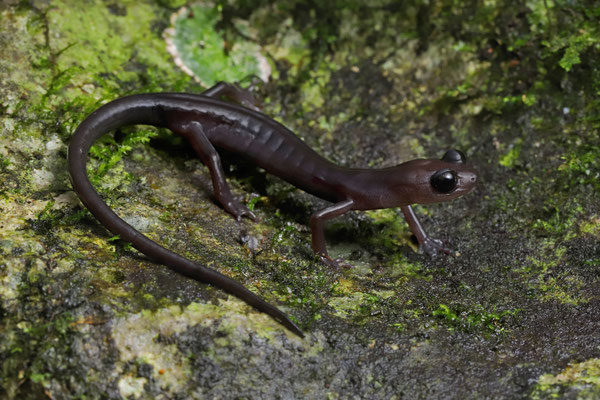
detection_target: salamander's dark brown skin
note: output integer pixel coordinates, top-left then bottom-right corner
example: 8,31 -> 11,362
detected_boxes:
68,82 -> 477,337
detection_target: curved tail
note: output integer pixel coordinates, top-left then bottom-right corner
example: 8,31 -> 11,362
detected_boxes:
67,94 -> 304,337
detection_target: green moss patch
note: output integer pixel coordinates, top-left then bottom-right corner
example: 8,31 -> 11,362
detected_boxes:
165,3 -> 269,85
532,358 -> 600,399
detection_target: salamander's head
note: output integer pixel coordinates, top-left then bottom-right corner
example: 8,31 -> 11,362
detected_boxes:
399,149 -> 477,205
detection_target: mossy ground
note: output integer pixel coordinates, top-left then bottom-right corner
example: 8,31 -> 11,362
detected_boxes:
1,0 -> 599,398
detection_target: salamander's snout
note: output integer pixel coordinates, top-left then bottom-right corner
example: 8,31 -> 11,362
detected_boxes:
457,168 -> 477,193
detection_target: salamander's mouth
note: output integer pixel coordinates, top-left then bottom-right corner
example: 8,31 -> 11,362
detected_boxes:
454,169 -> 477,195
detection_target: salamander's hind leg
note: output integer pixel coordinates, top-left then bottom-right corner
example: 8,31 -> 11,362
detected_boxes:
202,81 -> 262,111
172,119 -> 257,222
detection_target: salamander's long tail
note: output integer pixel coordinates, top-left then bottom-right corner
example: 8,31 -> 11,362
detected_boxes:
67,94 -> 304,338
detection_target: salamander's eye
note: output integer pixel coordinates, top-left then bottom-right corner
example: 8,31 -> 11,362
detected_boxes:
441,149 -> 466,163
431,169 -> 457,193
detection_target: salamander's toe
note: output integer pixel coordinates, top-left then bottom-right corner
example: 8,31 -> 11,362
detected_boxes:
225,199 -> 258,222
235,208 -> 257,222
419,238 -> 452,257
318,253 -> 353,269
242,209 -> 258,222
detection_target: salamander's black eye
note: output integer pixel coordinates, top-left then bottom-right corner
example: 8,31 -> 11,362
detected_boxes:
431,169 -> 457,193
441,149 -> 466,163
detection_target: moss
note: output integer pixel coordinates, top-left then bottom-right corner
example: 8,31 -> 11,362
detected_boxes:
432,303 -> 521,336
532,358 -> 600,399
88,127 -> 159,187
165,3 -> 268,85
1,310 -> 77,397
110,299 -> 319,396
558,143 -> 600,193
579,216 -> 600,237
365,210 -> 412,253
510,241 -> 590,305
260,16 -> 311,81
47,0 -> 183,94
498,138 -> 522,168
327,291 -> 369,319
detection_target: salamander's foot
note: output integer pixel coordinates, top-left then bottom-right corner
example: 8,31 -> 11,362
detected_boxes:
237,90 -> 263,112
419,238 -> 452,257
224,201 -> 258,222
318,253 -> 353,269
214,82 -> 263,112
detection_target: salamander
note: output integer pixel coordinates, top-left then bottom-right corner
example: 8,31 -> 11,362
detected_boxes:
68,82 -> 477,337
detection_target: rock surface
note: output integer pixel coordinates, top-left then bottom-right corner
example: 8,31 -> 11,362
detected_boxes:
0,1 -> 598,399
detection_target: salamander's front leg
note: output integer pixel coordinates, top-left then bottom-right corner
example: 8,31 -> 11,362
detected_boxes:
202,82 -> 262,111
401,205 -> 451,256
174,120 -> 256,222
310,199 -> 354,267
